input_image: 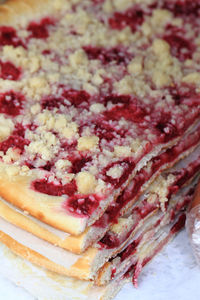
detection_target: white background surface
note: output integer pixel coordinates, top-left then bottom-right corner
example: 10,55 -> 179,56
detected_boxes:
0,229 -> 200,300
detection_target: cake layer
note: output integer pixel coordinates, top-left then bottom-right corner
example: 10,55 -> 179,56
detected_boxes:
96,180 -> 197,285
0,147 -> 199,281
0,124 -> 199,253
0,0 -> 199,235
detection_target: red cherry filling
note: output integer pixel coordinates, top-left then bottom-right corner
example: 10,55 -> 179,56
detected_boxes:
98,232 -> 120,249
170,213 -> 186,234
103,94 -> 131,105
0,124 -> 29,154
0,91 -> 24,116
104,103 -> 147,123
151,112 -> 179,142
83,46 -> 132,64
33,179 -> 77,197
163,0 -> 200,17
69,156 -> 92,174
0,26 -> 23,47
0,61 -> 21,80
62,89 -> 90,107
64,194 -> 100,216
119,239 -> 140,262
109,8 -> 145,32
168,85 -> 200,106
168,157 -> 200,198
27,18 -> 54,39
163,27 -> 194,61
104,160 -> 135,189
94,118 -> 127,141
42,96 -> 65,110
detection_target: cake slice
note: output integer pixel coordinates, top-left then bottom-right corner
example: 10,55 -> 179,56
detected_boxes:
0,121 -> 199,254
0,144 -> 199,281
0,0 -> 199,236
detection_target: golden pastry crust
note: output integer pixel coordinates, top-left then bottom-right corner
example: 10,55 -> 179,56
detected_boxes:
0,167 -> 87,235
0,228 -> 99,280
0,0 -> 56,26
0,198 -> 88,253
0,229 -> 71,276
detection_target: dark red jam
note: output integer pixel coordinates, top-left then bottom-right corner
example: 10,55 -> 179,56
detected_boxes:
27,18 -> 54,39
33,179 -> 77,197
0,26 -> 23,47
109,8 -> 145,32
95,125 -> 200,233
65,194 -> 100,216
0,124 -> 29,154
164,31 -> 194,61
42,96 -> 65,110
103,94 -> 131,106
62,89 -> 90,107
167,84 -> 200,106
170,213 -> 186,234
69,156 -> 92,174
111,268 -> 116,279
98,232 -> 120,249
119,238 -> 140,262
0,91 -> 24,116
0,61 -> 21,80
151,111 -> 179,142
168,157 -> 200,198
41,161 -> 54,172
83,46 -> 132,64
163,0 -> 200,17
103,159 -> 135,189
94,118 -> 127,141
104,102 -> 147,123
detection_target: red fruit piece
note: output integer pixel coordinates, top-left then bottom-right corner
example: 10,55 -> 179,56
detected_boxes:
62,89 -> 90,107
164,33 -> 194,61
163,0 -> 200,16
109,8 -> 144,32
0,61 -> 21,80
0,124 -> 29,154
27,18 -> 54,39
104,103 -> 146,123
69,156 -> 92,174
65,194 -> 100,216
83,46 -> 131,64
0,26 -> 24,47
0,91 -> 24,116
33,179 -> 77,197
42,96 -> 65,110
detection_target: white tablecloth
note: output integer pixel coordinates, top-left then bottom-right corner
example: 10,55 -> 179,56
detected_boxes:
0,229 -> 199,300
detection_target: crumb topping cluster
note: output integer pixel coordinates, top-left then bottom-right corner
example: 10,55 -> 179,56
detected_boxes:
0,0 -> 199,217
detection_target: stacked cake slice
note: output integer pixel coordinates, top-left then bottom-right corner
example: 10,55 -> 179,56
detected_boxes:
0,0 -> 199,299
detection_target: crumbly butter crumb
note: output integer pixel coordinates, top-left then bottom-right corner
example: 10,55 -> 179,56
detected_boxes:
152,39 -> 170,56
62,122 -> 78,139
3,148 -> 20,163
106,165 -> 123,179
55,159 -> 71,170
30,103 -> 41,115
182,72 -> 200,84
76,171 -> 96,194
69,49 -> 88,68
78,136 -> 99,151
6,165 -> 20,177
0,116 -> 14,141
114,146 -> 131,157
128,57 -> 143,74
90,103 -> 105,113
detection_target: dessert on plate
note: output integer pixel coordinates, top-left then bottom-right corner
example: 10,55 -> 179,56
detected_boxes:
0,0 -> 199,299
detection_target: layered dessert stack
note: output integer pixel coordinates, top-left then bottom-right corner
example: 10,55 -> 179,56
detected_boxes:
0,0 -> 199,299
